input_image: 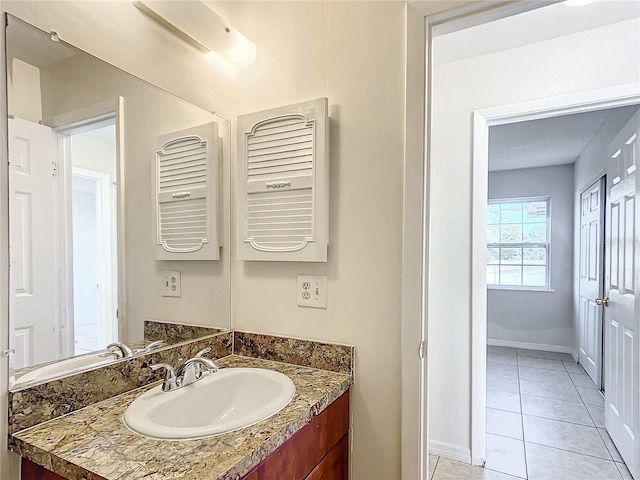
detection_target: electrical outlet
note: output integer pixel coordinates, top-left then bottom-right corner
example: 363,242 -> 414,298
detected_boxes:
297,275 -> 327,308
162,271 -> 181,297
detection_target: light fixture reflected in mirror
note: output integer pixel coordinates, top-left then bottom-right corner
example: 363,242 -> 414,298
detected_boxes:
135,0 -> 256,69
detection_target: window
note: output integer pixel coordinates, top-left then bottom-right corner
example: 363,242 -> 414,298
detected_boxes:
487,197 -> 550,288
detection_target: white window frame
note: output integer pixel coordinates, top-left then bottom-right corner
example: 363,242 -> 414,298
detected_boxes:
487,195 -> 551,291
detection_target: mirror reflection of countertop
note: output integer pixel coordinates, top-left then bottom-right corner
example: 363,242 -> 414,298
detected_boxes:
9,356 -> 352,480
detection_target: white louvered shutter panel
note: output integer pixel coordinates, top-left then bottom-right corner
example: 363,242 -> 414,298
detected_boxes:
237,98 -> 329,261
154,123 -> 220,260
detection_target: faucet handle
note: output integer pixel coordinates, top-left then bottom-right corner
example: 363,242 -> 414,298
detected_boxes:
106,342 -> 135,358
99,350 -> 120,359
179,356 -> 218,386
187,348 -> 211,378
140,340 -> 166,353
150,363 -> 179,391
191,348 -> 213,379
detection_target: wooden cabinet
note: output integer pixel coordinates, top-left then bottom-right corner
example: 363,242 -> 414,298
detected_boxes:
21,460 -> 75,480
22,391 -> 349,480
243,391 -> 349,480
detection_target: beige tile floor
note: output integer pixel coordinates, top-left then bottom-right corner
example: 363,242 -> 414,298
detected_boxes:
429,346 -> 633,480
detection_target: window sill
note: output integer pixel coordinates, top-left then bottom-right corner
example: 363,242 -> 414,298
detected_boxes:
488,286 -> 555,293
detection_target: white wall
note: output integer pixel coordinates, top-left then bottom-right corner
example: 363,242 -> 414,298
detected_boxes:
0,2 -> 433,479
488,165 -> 574,349
429,16 -> 640,458
225,4 -> 407,478
7,58 -> 41,122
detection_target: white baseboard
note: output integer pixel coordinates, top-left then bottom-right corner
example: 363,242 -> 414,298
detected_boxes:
429,440 -> 471,464
570,348 -> 579,362
488,338 -> 574,355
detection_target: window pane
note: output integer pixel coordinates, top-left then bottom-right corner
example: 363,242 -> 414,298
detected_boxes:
488,225 -> 500,244
524,223 -> 546,243
501,224 -> 522,243
487,248 -> 500,264
487,265 -> 499,284
501,203 -> 522,223
488,204 -> 500,225
501,248 -> 522,265
525,201 -> 547,223
500,266 -> 522,285
523,266 -> 546,286
523,247 -> 546,265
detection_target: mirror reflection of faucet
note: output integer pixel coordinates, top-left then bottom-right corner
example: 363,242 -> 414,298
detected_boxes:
100,340 -> 166,359
150,348 -> 218,392
101,342 -> 135,359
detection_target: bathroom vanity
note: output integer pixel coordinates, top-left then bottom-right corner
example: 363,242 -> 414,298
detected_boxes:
9,333 -> 353,480
22,389 -> 348,480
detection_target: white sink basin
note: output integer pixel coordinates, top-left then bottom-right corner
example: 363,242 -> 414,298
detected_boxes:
11,352 -> 115,388
123,368 -> 296,440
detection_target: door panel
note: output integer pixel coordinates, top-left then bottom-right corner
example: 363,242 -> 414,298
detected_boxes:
578,177 -> 604,387
9,117 -> 58,369
605,109 -> 639,480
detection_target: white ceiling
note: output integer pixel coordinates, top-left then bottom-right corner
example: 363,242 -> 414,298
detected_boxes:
434,0 -> 640,65
489,105 -> 639,172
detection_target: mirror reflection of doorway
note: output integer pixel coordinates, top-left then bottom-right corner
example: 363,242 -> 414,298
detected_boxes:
66,123 -> 118,356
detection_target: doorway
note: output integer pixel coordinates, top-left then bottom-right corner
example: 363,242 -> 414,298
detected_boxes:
480,106 -> 639,479
58,121 -> 118,357
422,1 -> 640,479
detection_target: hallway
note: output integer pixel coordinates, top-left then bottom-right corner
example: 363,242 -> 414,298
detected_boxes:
429,346 -> 632,479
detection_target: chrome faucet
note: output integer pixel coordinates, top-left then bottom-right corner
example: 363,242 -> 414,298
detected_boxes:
138,340 -> 166,353
150,348 -> 218,392
101,341 -> 136,359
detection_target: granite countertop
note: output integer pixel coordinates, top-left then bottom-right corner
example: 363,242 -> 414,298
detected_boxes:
10,355 -> 352,480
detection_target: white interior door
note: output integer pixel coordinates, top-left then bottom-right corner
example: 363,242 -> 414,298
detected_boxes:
8,117 -> 58,368
578,177 -> 605,389
604,109 -> 640,479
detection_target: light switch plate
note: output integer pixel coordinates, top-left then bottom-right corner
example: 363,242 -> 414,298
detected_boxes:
297,275 -> 327,308
162,271 -> 181,297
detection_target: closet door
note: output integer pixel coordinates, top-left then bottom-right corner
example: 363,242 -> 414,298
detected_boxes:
153,123 -> 220,261
237,98 -> 329,262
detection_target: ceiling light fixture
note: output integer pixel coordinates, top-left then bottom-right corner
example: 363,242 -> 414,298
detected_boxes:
134,1 -> 256,69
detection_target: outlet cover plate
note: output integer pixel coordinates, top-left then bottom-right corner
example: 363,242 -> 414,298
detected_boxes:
297,274 -> 327,308
162,271 -> 181,297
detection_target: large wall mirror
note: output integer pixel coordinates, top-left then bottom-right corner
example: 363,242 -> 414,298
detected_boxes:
6,15 -> 231,386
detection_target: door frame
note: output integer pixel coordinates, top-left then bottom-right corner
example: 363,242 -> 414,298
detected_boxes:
471,85 -> 640,464
403,1 -> 564,476
71,167 -> 117,350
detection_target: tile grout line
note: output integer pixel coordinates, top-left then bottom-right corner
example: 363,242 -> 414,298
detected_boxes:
431,455 -> 440,480
515,391 -> 583,405
518,365 -> 529,479
597,427 -> 622,462
520,412 -> 595,428
486,431 -> 524,442
524,439 -> 615,463
486,405 -> 521,415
